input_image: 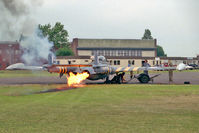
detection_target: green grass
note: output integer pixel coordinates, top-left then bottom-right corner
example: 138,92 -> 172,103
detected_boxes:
0,84 -> 199,133
0,70 -> 57,78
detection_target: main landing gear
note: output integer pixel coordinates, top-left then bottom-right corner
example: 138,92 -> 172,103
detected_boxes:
105,72 -> 125,84
105,72 -> 160,84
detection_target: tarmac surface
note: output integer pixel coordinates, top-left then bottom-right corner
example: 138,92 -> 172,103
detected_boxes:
0,71 -> 198,85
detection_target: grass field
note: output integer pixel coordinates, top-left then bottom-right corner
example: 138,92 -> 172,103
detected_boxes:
0,84 -> 199,133
0,70 -> 57,78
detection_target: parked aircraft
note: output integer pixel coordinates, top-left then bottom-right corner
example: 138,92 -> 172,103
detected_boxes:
6,54 -> 191,84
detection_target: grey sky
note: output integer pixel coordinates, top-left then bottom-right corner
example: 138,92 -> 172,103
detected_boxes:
3,0 -> 199,57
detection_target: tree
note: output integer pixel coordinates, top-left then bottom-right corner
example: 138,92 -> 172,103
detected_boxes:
39,22 -> 73,56
56,47 -> 74,56
39,22 -> 69,49
142,29 -> 153,40
157,45 -> 167,57
141,29 -> 167,57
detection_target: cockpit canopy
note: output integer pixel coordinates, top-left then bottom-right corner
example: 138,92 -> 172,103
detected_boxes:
98,56 -> 106,62
90,55 -> 107,64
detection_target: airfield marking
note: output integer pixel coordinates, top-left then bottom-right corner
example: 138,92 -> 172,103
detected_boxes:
124,67 -> 131,72
133,67 -> 139,71
116,67 -> 123,72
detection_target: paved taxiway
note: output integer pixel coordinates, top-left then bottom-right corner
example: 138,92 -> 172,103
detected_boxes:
0,71 -> 198,85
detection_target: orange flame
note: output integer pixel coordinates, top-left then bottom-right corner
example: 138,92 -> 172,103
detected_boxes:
67,72 -> 89,86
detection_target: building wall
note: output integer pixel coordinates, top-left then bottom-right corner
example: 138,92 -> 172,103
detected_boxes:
0,42 -> 22,70
56,56 -> 199,67
142,51 -> 155,57
78,50 -> 92,56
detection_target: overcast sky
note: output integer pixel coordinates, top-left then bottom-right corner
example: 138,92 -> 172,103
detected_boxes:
31,0 -> 199,57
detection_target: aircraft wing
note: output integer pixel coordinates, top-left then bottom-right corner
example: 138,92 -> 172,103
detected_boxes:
113,66 -> 175,72
113,63 -> 190,72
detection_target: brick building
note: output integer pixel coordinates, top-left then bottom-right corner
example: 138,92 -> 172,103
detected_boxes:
0,41 -> 22,70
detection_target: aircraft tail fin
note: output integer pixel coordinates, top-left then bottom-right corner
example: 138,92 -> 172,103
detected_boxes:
94,52 -> 99,65
48,53 -> 55,65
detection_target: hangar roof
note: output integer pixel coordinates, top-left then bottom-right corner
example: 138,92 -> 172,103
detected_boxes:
77,38 -> 156,48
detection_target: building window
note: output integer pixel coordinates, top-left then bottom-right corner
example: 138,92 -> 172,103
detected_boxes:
92,50 -> 97,55
72,60 -> 76,62
68,61 -> 71,64
109,60 -> 112,65
183,60 -> 186,64
98,50 -> 103,56
132,60 -> 135,65
57,61 -> 60,64
131,50 -> 134,56
85,60 -> 88,62
124,50 -> 129,56
118,50 -> 123,56
137,50 -> 142,56
117,60 -> 120,65
134,50 -> 137,56
128,60 -> 131,64
156,61 -> 159,65
112,50 -> 116,56
153,61 -> 155,65
105,50 -> 110,56
114,60 -> 117,65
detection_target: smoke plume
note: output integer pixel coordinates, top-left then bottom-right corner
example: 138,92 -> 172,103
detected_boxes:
20,28 -> 54,65
0,0 -> 43,41
0,0 -> 54,65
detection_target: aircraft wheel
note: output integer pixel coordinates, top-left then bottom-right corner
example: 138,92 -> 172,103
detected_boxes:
138,73 -> 150,83
116,74 -> 123,84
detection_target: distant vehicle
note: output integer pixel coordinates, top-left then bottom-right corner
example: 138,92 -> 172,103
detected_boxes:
188,64 -> 198,69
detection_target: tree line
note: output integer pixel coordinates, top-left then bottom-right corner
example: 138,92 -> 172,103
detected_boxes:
38,22 -> 166,57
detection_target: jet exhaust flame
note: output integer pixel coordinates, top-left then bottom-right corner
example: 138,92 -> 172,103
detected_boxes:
67,72 -> 89,87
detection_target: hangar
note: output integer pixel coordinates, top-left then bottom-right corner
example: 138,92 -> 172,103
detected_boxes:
71,38 -> 157,57
56,38 -> 199,67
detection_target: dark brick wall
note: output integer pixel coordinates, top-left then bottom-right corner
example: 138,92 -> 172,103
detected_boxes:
71,38 -> 78,56
0,42 -> 23,70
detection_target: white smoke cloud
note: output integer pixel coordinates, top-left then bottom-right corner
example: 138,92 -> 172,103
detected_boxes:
20,28 -> 54,65
0,0 -> 53,65
0,0 -> 43,41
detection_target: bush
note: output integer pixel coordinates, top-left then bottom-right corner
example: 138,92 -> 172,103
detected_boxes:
56,47 -> 74,56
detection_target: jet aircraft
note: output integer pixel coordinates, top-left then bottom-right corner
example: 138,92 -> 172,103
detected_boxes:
6,54 -> 191,84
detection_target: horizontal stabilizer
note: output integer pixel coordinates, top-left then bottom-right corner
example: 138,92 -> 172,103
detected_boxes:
6,63 -> 43,70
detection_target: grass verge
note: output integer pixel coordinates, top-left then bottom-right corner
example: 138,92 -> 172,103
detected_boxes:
0,70 -> 57,78
0,84 -> 199,133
